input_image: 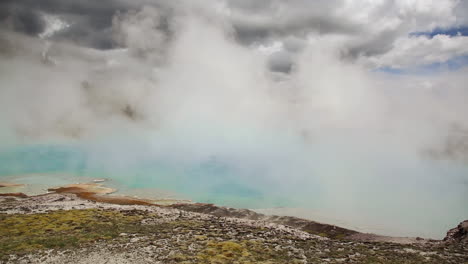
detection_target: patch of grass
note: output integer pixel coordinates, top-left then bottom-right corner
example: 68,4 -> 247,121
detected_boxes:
0,209 -> 142,259
1,209 -> 465,264
195,240 -> 302,264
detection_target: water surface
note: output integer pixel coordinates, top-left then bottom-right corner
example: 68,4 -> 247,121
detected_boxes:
1,143 -> 467,239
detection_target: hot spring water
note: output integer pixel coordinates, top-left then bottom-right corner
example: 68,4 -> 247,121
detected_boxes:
1,142 -> 467,239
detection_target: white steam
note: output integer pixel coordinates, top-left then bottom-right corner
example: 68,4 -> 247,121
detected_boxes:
0,3 -> 467,238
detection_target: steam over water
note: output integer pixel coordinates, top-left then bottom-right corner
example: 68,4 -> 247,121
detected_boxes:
1,0 -> 468,239
1,137 -> 467,239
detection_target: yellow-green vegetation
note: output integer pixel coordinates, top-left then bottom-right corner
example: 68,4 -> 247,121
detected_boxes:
195,240 -> 301,264
0,209 -> 143,259
0,208 -> 466,264
169,239 -> 305,264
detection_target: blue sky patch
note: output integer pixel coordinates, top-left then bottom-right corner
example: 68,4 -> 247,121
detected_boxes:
411,26 -> 468,38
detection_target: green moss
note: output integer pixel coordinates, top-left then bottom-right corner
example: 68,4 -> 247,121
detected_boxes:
334,233 -> 346,240
195,240 -> 299,264
0,209 -> 142,259
1,209 -> 465,264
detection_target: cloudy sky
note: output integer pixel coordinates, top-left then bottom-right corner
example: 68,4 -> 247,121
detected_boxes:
1,0 -> 467,158
2,0 -> 468,69
2,1 -> 468,65
0,0 -> 467,237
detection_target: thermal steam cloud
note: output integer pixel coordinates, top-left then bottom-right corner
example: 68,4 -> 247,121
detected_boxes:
0,0 -> 467,239
0,1 -> 467,164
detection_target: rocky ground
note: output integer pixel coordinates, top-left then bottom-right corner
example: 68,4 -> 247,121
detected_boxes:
0,193 -> 467,264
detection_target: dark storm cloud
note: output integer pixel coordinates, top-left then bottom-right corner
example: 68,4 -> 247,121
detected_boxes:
0,0 -> 174,50
0,3 -> 45,35
225,0 -> 361,45
52,15 -> 117,50
232,16 -> 360,45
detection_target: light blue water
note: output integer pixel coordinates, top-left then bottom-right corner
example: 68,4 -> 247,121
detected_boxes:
1,143 -> 467,239
0,144 -> 291,208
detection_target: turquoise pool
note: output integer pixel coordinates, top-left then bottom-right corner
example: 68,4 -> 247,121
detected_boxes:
1,142 -> 467,239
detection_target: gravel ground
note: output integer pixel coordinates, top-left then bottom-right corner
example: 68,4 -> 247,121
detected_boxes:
0,193 -> 467,264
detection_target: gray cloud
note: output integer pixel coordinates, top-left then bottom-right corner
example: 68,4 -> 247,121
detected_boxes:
1,0 -> 465,67
0,0 -> 175,50
224,0 -> 463,66
0,4 -> 45,35
226,0 -> 360,45
268,51 -> 294,73
455,0 -> 468,26
425,124 -> 468,164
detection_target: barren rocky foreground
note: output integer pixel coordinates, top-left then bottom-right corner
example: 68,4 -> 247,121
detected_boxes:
0,193 -> 467,264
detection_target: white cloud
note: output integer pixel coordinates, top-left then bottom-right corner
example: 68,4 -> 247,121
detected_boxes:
455,0 -> 468,26
215,0 -> 464,69
365,34 -> 468,68
111,6 -> 168,62
38,13 -> 70,39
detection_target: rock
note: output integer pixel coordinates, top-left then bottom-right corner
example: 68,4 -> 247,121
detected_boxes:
1,193 -> 467,264
444,220 -> 468,242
